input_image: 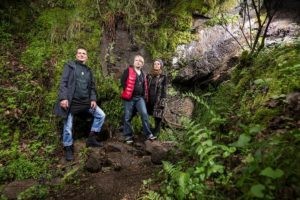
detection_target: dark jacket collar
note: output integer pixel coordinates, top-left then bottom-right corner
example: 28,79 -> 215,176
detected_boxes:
67,60 -> 89,70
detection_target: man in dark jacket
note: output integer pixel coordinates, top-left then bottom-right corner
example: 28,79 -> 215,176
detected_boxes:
54,48 -> 105,161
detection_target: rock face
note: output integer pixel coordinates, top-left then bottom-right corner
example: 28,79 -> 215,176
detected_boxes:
172,17 -> 243,86
100,19 -> 152,79
172,0 -> 300,86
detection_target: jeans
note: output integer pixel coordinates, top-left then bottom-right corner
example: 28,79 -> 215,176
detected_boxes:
123,96 -> 153,138
63,106 -> 105,147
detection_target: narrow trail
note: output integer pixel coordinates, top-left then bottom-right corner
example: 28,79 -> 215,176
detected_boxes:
47,133 -> 169,200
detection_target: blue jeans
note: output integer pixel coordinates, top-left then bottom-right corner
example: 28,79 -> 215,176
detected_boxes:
123,96 -> 152,138
63,106 -> 105,147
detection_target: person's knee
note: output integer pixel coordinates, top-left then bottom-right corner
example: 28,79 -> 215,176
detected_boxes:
140,111 -> 148,119
94,108 -> 106,119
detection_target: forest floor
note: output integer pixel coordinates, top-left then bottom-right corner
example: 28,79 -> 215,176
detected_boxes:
48,134 -> 162,200
3,132 -> 164,200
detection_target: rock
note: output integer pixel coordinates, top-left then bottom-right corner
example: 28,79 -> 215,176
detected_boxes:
85,153 -> 102,173
173,37 -> 240,86
3,179 -> 37,199
140,156 -> 152,165
287,92 -> 300,111
85,149 -> 105,173
145,141 -> 168,164
106,151 -> 135,168
163,96 -> 194,128
105,142 -> 125,152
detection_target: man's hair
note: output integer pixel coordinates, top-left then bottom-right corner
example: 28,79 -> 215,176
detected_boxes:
134,55 -> 144,65
76,47 -> 87,53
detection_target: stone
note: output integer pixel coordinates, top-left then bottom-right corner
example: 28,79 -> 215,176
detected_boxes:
3,179 -> 37,199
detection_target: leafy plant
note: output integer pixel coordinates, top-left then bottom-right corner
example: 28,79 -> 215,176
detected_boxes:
17,185 -> 49,200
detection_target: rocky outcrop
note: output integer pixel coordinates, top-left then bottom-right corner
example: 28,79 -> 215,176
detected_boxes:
163,96 -> 194,128
172,0 -> 300,87
172,17 -> 243,86
84,138 -> 176,173
100,19 -> 152,79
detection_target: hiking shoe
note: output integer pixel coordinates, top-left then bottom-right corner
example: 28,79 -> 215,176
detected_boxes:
65,146 -> 74,161
147,134 -> 157,140
86,132 -> 103,147
125,136 -> 133,144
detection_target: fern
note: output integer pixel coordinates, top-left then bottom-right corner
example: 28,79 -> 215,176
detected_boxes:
157,93 -> 236,199
139,190 -> 163,200
162,161 -> 178,179
185,92 -> 226,127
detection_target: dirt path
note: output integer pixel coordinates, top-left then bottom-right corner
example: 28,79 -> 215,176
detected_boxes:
2,126 -> 170,200
49,167 -> 157,200
47,135 -> 165,200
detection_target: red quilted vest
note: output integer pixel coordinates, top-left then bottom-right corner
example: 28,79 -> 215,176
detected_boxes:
121,66 -> 149,101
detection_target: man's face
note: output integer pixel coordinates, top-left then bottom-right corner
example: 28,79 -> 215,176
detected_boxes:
76,49 -> 88,63
133,56 -> 144,69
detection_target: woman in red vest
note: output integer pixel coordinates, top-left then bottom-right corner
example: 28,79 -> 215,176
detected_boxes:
120,55 -> 156,144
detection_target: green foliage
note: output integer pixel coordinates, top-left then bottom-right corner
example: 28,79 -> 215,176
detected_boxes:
152,93 -> 235,199
187,91 -> 227,128
0,25 -> 12,51
147,28 -> 193,59
62,166 -> 81,184
17,185 -> 49,200
0,0 -> 103,184
157,128 -> 178,141
97,75 -> 123,129
0,155 -> 48,182
147,42 -> 300,199
21,40 -> 52,70
139,191 -> 163,200
205,13 -> 239,27
96,0 -> 197,60
219,43 -> 300,198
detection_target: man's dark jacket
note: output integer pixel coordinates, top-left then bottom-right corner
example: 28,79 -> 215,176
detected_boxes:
54,61 -> 97,118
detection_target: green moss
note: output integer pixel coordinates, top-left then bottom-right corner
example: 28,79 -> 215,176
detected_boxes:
229,42 -> 300,125
147,27 -> 194,59
0,154 -> 49,182
21,40 -> 52,69
192,42 -> 300,132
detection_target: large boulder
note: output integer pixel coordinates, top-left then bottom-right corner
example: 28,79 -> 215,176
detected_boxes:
163,96 -> 194,128
172,16 -> 242,86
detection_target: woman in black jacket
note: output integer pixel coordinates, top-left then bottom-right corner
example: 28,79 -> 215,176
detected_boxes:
146,59 -> 167,136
